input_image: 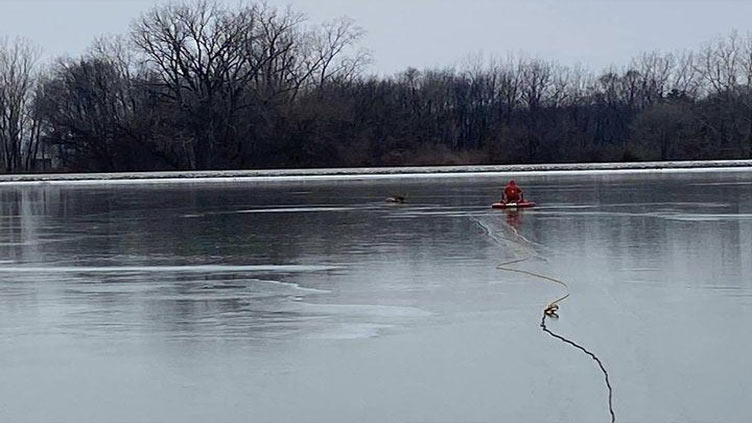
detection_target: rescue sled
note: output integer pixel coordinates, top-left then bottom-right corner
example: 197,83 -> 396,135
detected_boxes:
491,201 -> 536,209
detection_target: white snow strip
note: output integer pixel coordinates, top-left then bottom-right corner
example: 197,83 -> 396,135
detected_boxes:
1,160 -> 750,186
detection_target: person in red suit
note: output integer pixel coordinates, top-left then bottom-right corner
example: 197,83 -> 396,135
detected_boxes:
502,180 -> 524,204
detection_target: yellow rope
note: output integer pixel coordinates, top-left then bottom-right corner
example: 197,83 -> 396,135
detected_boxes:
474,214 -> 615,420
495,251 -> 616,422
496,257 -> 570,317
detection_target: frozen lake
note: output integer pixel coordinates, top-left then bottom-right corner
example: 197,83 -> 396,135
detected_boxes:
1,169 -> 751,423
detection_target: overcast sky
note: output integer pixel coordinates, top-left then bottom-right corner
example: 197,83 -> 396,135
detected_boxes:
2,0 -> 752,75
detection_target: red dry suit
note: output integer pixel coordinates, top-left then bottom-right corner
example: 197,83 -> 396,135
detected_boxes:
503,180 -> 523,203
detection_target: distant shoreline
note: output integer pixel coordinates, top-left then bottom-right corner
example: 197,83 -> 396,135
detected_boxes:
1,159 -> 751,186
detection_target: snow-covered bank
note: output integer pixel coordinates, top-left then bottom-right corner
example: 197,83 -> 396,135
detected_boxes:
1,159 -> 751,186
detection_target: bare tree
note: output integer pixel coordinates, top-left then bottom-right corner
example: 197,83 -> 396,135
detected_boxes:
575,64 -> 597,102
696,33 -> 741,95
36,45 -> 151,171
597,68 -> 620,107
548,64 -> 572,108
632,51 -> 673,107
302,17 -> 369,92
669,50 -> 701,98
491,55 -> 522,125
0,37 -> 41,172
519,58 -> 552,110
736,32 -> 752,155
619,69 -> 641,108
131,1 -> 367,168
132,0 -> 265,168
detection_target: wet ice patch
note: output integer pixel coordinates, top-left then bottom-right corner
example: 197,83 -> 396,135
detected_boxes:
65,278 -> 329,298
0,264 -> 341,274
472,214 -> 543,259
233,206 -> 357,214
386,205 -> 489,219
619,267 -> 660,272
538,204 -> 599,209
302,323 -> 393,340
660,213 -> 752,222
181,206 -> 358,218
0,235 -> 110,246
533,209 -> 749,222
272,302 -> 431,340
689,181 -> 752,187
293,303 -> 432,318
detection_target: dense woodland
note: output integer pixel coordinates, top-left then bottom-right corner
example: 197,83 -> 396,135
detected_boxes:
2,1 -> 752,173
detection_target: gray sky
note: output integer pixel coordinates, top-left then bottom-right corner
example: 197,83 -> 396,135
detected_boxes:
2,0 -> 752,75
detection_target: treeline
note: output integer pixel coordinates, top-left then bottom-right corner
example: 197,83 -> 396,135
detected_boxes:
2,1 -> 752,173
